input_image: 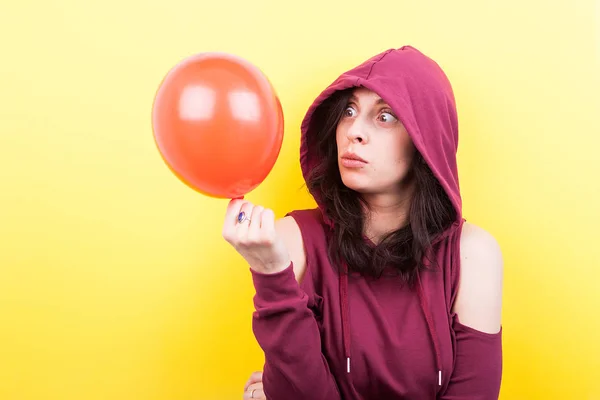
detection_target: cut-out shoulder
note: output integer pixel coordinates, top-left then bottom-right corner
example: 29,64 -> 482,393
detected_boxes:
453,222 -> 504,334
274,216 -> 503,334
275,216 -> 307,283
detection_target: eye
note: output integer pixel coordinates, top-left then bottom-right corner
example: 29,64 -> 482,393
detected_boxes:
343,106 -> 357,118
379,111 -> 398,123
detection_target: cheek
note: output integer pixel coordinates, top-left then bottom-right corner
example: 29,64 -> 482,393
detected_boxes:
396,131 -> 416,162
335,127 -> 344,151
371,135 -> 415,177
377,136 -> 414,163
401,141 -> 416,163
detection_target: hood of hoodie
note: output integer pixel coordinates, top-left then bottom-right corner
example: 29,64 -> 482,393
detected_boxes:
297,45 -> 463,389
299,45 -> 462,224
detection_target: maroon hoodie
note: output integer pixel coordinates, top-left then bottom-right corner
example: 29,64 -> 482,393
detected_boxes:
250,46 -> 502,399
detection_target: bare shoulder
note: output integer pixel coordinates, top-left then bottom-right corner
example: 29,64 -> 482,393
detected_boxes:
453,222 -> 504,334
275,216 -> 308,284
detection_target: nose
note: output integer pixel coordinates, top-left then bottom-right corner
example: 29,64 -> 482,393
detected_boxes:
346,118 -> 368,144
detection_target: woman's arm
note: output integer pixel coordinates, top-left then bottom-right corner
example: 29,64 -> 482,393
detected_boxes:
249,215 -> 342,400
441,223 -> 504,399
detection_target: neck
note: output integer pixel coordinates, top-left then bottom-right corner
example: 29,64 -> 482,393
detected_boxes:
362,190 -> 413,244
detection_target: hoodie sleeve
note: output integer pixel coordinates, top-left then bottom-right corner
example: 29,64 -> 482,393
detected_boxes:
250,264 -> 342,400
441,318 -> 502,400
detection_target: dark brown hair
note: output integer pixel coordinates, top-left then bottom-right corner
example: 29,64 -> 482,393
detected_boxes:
306,88 -> 457,284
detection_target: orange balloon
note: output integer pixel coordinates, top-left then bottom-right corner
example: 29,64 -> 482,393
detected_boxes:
152,52 -> 284,198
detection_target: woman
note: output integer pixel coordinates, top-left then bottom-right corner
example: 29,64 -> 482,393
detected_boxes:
223,45 -> 503,399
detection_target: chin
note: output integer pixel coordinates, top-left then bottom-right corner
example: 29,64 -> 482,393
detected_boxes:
340,172 -> 372,193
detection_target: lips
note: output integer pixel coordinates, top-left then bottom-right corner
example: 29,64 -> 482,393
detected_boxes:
341,153 -> 367,163
340,152 -> 368,168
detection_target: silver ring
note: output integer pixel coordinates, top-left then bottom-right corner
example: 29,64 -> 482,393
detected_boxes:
238,211 -> 251,224
250,388 -> 256,398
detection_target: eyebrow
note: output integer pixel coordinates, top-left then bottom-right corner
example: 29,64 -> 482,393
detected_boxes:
349,95 -> 388,106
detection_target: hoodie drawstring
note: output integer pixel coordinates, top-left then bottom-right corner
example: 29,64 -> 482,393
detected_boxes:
339,262 -> 351,373
338,264 -> 443,387
416,271 -> 443,386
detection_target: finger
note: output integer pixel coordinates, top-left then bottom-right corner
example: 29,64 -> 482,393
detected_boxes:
261,209 -> 276,240
226,199 -> 247,222
247,382 -> 263,392
223,199 -> 246,237
235,202 -> 254,240
244,371 -> 263,391
243,383 -> 265,399
247,205 -> 264,240
244,389 -> 265,400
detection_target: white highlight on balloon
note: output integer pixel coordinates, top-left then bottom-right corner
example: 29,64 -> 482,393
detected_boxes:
179,86 -> 215,121
229,90 -> 260,122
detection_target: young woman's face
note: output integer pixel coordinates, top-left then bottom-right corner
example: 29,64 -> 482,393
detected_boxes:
336,88 -> 416,195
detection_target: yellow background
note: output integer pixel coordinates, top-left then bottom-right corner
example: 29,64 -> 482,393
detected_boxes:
1,0 -> 599,399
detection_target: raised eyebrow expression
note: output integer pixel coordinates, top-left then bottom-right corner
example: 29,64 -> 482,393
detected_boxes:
348,95 -> 391,110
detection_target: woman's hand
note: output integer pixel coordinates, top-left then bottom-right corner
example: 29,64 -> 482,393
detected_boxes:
222,199 -> 291,274
243,371 -> 266,399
